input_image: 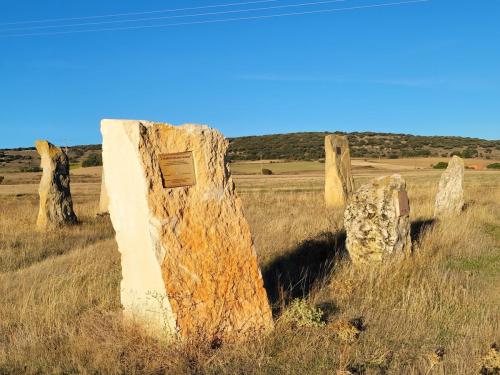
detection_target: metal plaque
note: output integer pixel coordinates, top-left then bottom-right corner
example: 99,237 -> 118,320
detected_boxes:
336,146 -> 342,155
158,151 -> 196,188
398,191 -> 410,217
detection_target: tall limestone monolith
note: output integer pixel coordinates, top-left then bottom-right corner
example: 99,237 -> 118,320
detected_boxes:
344,174 -> 411,265
97,170 -> 109,215
434,156 -> 464,218
35,140 -> 78,229
101,119 -> 273,340
325,135 -> 355,208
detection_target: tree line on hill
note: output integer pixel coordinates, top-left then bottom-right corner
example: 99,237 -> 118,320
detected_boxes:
227,132 -> 500,161
1,132 -> 499,170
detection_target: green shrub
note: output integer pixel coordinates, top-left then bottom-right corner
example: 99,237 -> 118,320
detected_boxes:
280,299 -> 325,328
462,148 -> 478,158
82,153 -> 102,168
261,168 -> 273,175
433,162 -> 449,169
486,163 -> 500,169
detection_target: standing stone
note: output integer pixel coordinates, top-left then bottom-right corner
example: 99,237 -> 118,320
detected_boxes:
101,119 -> 273,340
434,156 -> 464,218
97,170 -> 109,215
344,174 -> 411,265
35,140 -> 78,229
325,135 -> 355,208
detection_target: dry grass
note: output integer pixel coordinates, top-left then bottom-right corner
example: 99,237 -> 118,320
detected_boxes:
0,170 -> 499,374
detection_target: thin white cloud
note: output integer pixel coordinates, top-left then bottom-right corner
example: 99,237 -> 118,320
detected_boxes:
236,74 -> 446,87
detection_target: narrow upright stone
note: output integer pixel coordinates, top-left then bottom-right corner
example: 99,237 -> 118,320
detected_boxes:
98,170 -> 109,215
344,174 -> 411,265
325,135 -> 355,208
434,156 -> 465,218
101,119 -> 273,340
35,140 -> 77,229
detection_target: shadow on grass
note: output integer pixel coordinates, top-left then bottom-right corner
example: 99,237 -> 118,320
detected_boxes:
262,220 -> 436,315
411,219 -> 436,242
262,230 -> 347,315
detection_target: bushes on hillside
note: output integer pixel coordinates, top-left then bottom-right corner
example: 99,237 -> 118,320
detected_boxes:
462,148 -> 478,158
82,153 -> 102,167
227,132 -> 499,160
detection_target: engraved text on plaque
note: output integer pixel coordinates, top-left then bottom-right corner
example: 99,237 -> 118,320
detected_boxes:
159,151 -> 196,188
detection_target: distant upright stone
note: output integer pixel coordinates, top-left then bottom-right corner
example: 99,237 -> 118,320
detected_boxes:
98,170 -> 109,215
325,135 -> 355,208
434,156 -> 464,218
344,174 -> 411,265
35,140 -> 77,229
101,119 -> 273,340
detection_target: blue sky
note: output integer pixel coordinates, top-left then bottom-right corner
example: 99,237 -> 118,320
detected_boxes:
1,0 -> 499,148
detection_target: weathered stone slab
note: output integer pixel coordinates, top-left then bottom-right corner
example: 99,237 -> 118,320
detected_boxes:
325,135 -> 355,208
344,174 -> 411,265
101,119 -> 273,340
98,170 -> 109,215
35,140 -> 77,229
434,156 -> 464,218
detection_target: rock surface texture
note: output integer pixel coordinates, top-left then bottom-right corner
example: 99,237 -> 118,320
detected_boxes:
344,174 -> 411,265
325,135 -> 355,208
35,140 -> 77,229
434,156 -> 465,218
101,119 -> 273,340
98,170 -> 109,214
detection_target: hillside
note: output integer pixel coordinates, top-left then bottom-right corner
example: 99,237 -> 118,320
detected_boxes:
227,131 -> 500,161
1,131 -> 499,172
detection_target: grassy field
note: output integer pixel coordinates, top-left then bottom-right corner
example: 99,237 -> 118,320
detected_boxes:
230,157 -> 499,175
0,161 -> 499,374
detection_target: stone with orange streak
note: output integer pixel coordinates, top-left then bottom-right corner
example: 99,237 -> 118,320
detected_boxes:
35,140 -> 78,230
101,119 -> 273,340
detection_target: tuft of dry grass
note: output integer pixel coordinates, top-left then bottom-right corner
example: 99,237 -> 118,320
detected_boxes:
0,171 -> 499,374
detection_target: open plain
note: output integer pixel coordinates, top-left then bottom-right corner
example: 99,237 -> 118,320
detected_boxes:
0,159 -> 499,374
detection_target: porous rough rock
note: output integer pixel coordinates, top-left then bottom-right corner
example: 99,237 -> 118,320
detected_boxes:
344,174 -> 411,265
101,119 -> 273,340
35,140 -> 77,229
434,156 -> 464,218
479,344 -> 500,375
98,170 -> 109,214
325,135 -> 355,208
